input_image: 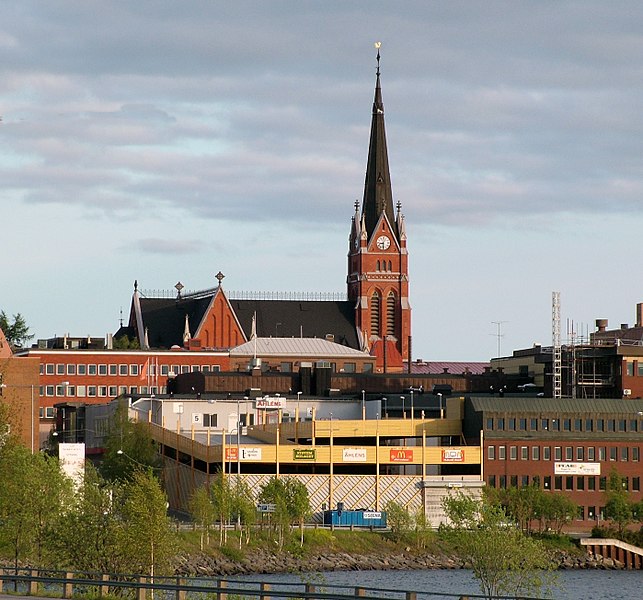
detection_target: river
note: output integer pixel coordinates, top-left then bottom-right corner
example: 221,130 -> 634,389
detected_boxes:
230,568 -> 643,599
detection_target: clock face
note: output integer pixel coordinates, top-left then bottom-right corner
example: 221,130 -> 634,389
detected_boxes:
376,235 -> 390,250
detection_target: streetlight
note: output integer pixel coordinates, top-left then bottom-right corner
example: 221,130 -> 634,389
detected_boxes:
0,382 -> 36,453
297,391 -> 302,421
361,389 -> 365,420
410,389 -> 414,422
400,396 -> 406,419
437,393 -> 443,419
382,396 -> 388,418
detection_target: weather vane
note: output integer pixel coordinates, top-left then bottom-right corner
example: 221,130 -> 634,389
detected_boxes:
374,41 -> 381,74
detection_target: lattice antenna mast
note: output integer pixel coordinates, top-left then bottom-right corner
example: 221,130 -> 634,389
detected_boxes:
552,291 -> 562,398
491,321 -> 507,358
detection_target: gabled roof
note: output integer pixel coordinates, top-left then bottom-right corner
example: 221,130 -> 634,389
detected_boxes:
230,299 -> 359,349
230,337 -> 370,358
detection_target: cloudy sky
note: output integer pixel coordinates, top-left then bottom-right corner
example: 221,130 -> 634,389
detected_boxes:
2,1 -> 643,361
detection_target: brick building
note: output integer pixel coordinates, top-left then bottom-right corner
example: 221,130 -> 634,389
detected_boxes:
465,396 -> 643,530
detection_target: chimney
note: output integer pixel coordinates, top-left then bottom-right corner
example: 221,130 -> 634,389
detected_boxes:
621,323 -> 629,330
637,303 -> 643,327
596,319 -> 608,332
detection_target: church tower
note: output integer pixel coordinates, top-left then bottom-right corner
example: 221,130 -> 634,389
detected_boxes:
347,45 -> 411,371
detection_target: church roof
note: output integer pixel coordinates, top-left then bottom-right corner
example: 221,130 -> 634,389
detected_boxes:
230,337 -> 368,358
361,47 -> 398,243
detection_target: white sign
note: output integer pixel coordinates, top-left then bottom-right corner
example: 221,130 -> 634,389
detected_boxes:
256,397 -> 286,409
240,447 -> 262,461
257,503 -> 276,512
363,511 -> 382,520
59,443 -> 85,487
342,448 -> 367,462
192,413 -> 202,424
554,462 -> 601,475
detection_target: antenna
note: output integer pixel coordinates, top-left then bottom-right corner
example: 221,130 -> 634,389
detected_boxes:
552,291 -> 562,398
374,41 -> 381,74
491,321 -> 508,358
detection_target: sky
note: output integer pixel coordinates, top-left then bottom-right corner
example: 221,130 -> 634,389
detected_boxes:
2,1 -> 643,362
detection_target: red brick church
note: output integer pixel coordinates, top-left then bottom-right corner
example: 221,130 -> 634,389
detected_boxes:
118,50 -> 412,373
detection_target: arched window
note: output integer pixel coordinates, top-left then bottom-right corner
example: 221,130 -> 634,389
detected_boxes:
370,291 -> 381,337
386,291 -> 396,336
376,260 -> 380,271
388,260 -> 392,272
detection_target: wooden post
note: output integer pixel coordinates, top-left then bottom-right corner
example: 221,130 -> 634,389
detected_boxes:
29,569 -> 38,596
305,583 -> 316,598
136,576 -> 146,600
406,592 -> 417,600
100,573 -> 109,597
0,567 -> 4,593
62,572 -> 73,599
175,577 -> 186,600
217,579 -> 227,600
260,582 -> 271,600
355,587 -> 366,597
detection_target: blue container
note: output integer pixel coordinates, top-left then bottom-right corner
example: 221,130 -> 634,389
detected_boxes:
323,509 -> 387,528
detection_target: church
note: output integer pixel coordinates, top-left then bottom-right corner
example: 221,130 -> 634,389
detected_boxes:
118,49 -> 412,374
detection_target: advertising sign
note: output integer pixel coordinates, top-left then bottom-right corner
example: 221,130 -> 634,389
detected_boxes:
342,448 -> 367,462
59,443 -> 85,486
442,448 -> 464,462
554,462 -> 601,475
225,447 -> 238,460
240,447 -> 262,461
389,448 -> 413,463
256,397 -> 287,409
293,448 -> 316,460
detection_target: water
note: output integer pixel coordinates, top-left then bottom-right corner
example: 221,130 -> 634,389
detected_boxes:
230,568 -> 643,599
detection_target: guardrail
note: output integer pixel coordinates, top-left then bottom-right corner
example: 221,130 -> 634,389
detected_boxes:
0,567 -> 546,600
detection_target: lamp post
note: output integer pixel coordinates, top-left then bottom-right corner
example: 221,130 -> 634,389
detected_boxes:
400,396 -> 406,419
361,389 -> 365,420
0,382 -> 36,453
297,391 -> 302,420
438,393 -> 443,419
382,396 -> 388,418
410,389 -> 414,423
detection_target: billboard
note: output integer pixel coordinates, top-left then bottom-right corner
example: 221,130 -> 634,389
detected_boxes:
256,397 -> 286,409
389,448 -> 413,463
554,462 -> 601,475
59,443 -> 85,487
342,448 -> 367,462
442,448 -> 464,462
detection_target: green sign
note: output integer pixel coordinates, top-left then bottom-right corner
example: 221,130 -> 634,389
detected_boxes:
293,448 -> 316,460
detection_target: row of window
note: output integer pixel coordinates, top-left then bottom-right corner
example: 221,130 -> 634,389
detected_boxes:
625,361 -> 643,376
486,415 -> 640,433
488,444 -> 640,462
42,385 -> 167,399
487,473 -> 641,494
41,363 -> 221,377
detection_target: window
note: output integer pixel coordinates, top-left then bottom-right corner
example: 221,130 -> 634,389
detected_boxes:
627,361 -> 634,376
576,447 -> 584,461
386,292 -> 396,336
607,419 -> 615,432
119,364 -> 128,376
565,477 -> 573,492
588,446 -> 595,461
618,419 -> 626,432
45,385 -> 54,397
519,418 -> 527,431
609,447 -> 617,461
99,386 -> 107,397
532,446 -> 540,461
521,475 -> 529,487
521,446 -> 528,460
543,446 -> 551,461
554,476 -> 563,490
544,476 -> 551,490
45,407 -> 54,419
56,363 -> 65,375
596,418 -> 604,432
56,385 -> 66,397
530,418 -> 538,431
633,477 -> 641,492
563,418 -> 571,431
541,418 -> 549,431
498,446 -> 506,460
508,418 -> 516,431
532,475 -> 540,487
621,447 -> 628,462
130,364 -> 139,376
488,475 -> 496,488
211,365 -> 221,372
88,364 -> 97,376
67,386 -> 76,397
577,506 -> 585,521
161,364 -> 169,376
370,291 -> 381,336
633,447 -> 640,462
588,477 -> 596,491
565,447 -> 573,461
88,386 -> 97,397
499,475 -> 507,489
108,386 -> 117,397
181,365 -> 189,374
629,419 -> 638,432
555,446 -> 562,461
76,385 -> 86,397
510,475 -> 518,488
362,363 -> 373,373
99,364 -> 107,376
119,386 -> 127,395
488,446 -> 495,460
510,446 -> 517,460
598,447 -> 606,461
109,364 -> 117,376
343,362 -> 356,373
588,506 -> 596,520
486,418 -> 494,430
67,364 -> 76,375
577,476 -> 585,490
191,365 -> 200,372
203,413 -> 218,427
574,418 -> 582,431
551,419 -> 560,431
129,386 -> 138,394
497,418 -> 505,430
585,418 -> 593,432
45,363 -> 54,375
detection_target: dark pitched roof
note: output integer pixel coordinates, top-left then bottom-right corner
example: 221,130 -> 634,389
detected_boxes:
468,396 -> 643,414
361,54 -> 398,243
231,299 -> 359,349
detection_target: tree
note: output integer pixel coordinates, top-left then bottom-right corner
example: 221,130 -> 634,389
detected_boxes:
119,469 -> 177,579
232,479 -> 257,547
100,401 -> 161,481
258,477 -> 291,550
0,311 -> 33,348
442,491 -> 555,600
189,485 -> 217,550
284,478 -> 310,547
604,468 -> 634,535
384,499 -> 412,541
210,473 -> 233,546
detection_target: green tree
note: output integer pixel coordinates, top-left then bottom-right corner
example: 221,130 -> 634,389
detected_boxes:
232,479 -> 257,547
258,477 -> 291,550
442,491 -> 554,600
284,478 -> 310,547
119,469 -> 177,579
210,473 -> 233,546
604,468 -> 634,535
542,493 -> 577,534
100,401 -> 160,481
384,499 -> 412,541
189,485 -> 217,550
0,311 -> 33,348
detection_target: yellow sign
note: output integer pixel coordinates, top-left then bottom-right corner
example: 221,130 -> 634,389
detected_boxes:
293,448 -> 316,460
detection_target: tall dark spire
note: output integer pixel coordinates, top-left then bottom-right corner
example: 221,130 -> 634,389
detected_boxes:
361,42 -> 397,242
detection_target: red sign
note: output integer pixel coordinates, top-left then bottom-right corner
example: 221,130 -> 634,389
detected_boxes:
442,448 -> 464,462
225,448 -> 238,460
390,449 -> 413,463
